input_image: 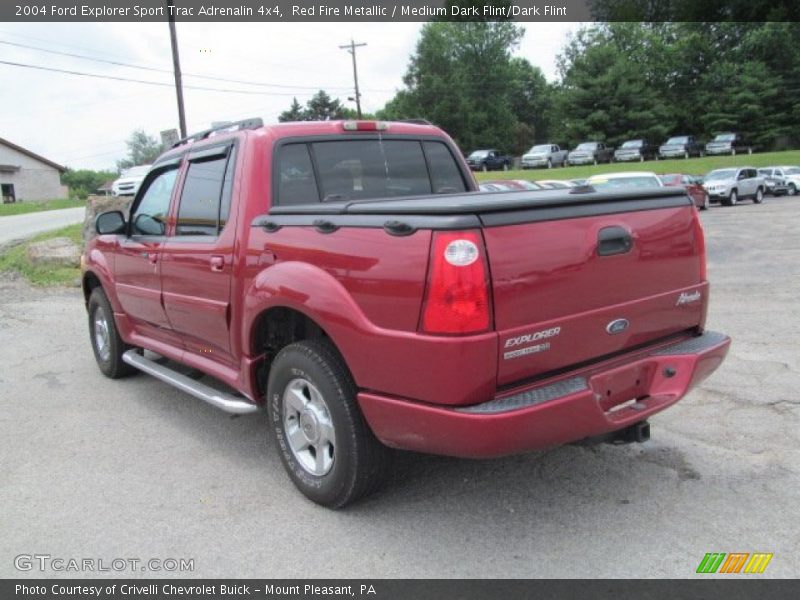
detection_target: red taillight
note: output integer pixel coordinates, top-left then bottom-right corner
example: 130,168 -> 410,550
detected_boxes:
342,120 -> 388,131
421,231 -> 492,334
693,211 -> 707,280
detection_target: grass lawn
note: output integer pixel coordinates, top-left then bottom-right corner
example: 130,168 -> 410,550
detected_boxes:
0,198 -> 85,217
474,149 -> 800,183
0,223 -> 83,286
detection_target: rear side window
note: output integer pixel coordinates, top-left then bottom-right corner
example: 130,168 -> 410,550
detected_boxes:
424,141 -> 468,194
176,149 -> 233,236
274,138 -> 467,205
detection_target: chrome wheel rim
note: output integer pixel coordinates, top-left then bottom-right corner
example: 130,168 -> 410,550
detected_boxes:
93,306 -> 111,362
283,378 -> 335,476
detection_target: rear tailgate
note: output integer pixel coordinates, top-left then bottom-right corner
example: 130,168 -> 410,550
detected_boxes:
481,191 -> 706,386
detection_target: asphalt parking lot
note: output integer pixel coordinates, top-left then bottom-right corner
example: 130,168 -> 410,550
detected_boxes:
1,196 -> 798,579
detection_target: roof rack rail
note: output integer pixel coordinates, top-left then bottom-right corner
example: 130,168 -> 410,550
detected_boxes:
400,119 -> 432,125
172,117 -> 264,148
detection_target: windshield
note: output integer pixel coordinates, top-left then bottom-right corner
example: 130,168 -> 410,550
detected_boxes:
785,167 -> 800,175
705,169 -> 737,181
714,134 -> 735,142
528,145 -> 551,153
468,150 -> 489,159
122,165 -> 150,177
575,143 -> 597,151
666,137 -> 688,145
621,140 -> 643,148
588,175 -> 661,190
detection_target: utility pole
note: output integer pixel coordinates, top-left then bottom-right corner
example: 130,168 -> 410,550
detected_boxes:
339,39 -> 367,119
167,0 -> 187,137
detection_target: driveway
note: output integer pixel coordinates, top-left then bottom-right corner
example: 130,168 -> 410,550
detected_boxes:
0,206 -> 85,245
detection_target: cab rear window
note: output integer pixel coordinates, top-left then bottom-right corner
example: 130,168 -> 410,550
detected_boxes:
275,139 -> 467,205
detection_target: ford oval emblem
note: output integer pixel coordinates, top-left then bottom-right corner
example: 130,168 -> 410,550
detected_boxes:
606,318 -> 629,335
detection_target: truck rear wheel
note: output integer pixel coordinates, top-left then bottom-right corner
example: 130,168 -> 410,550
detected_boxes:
267,339 -> 388,508
88,287 -> 137,379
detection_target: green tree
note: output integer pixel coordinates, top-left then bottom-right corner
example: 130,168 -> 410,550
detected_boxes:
553,26 -> 672,148
277,91 -> 354,122
61,168 -> 118,199
278,97 -> 306,122
304,90 -> 346,121
378,21 -> 525,153
117,130 -> 163,170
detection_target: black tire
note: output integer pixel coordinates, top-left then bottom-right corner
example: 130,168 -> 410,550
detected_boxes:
684,151 -> 689,159
754,187 -> 764,204
723,189 -> 738,206
701,193 -> 710,210
481,163 -> 488,172
88,287 -> 136,379
502,162 -> 509,171
788,183 -> 797,197
267,339 -> 389,508
593,158 -> 598,166
546,159 -> 552,169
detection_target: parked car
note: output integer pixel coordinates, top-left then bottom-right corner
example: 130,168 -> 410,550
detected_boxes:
586,171 -> 663,191
536,179 -> 574,189
85,118 -> 729,508
479,179 -> 542,192
659,173 -> 710,210
111,164 -> 151,196
567,142 -> 614,165
702,167 -> 765,206
466,149 -> 512,172
614,140 -> 657,162
757,168 -> 789,196
658,135 -> 704,159
765,166 -> 800,196
705,132 -> 752,156
521,144 -> 569,169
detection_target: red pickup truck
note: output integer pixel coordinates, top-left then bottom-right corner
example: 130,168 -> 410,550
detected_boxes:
83,119 -> 730,507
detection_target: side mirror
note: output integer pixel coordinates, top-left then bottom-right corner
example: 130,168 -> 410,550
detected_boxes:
95,210 -> 126,235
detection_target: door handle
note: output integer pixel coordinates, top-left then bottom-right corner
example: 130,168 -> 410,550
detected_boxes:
147,252 -> 158,265
597,226 -> 633,256
210,255 -> 225,272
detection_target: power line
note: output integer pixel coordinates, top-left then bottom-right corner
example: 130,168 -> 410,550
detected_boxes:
0,39 -> 358,92
0,59 -> 328,96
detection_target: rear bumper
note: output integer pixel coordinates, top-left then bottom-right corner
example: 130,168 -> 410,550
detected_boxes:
358,331 -> 730,458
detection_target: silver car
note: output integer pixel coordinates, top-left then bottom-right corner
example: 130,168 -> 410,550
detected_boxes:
702,167 -> 765,206
521,144 -> 568,169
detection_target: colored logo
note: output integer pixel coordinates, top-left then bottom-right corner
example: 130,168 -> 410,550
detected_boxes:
696,552 -> 773,574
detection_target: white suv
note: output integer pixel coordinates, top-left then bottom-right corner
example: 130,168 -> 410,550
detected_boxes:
111,164 -> 151,197
702,167 -> 765,206
768,166 -> 800,196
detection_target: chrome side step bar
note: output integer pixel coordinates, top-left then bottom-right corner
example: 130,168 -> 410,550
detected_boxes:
122,350 -> 259,415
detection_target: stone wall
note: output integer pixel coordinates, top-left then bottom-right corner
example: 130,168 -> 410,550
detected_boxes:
82,195 -> 133,244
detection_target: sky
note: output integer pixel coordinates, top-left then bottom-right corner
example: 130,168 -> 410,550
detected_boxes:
0,21 -> 581,171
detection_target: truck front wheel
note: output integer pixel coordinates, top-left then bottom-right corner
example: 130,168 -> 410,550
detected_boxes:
267,339 -> 389,508
88,287 -> 137,379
